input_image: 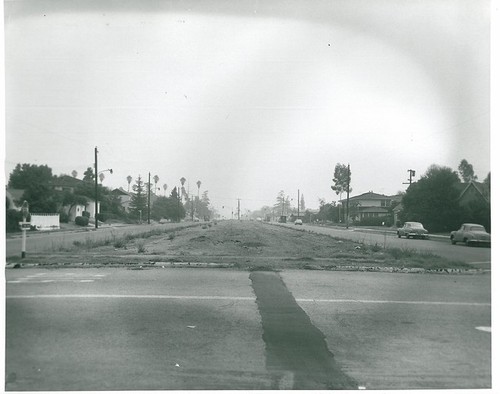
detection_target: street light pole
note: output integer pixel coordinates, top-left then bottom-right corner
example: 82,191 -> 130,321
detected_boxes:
95,147 -> 98,229
148,172 -> 151,224
21,200 -> 29,258
94,147 -> 113,229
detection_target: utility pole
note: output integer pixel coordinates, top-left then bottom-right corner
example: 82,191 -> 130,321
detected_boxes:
191,195 -> 194,221
297,189 -> 300,218
346,164 -> 350,229
147,172 -> 151,224
94,146 -> 98,229
403,169 -> 416,186
237,199 -> 241,220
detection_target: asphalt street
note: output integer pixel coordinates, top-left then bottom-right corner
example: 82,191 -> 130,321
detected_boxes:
281,222 -> 491,267
5,267 -> 491,390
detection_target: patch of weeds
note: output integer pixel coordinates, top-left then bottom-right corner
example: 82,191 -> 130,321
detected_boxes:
168,232 -> 176,240
370,243 -> 382,252
283,256 -> 315,261
202,225 -> 208,229
190,235 -> 209,242
248,265 -> 276,272
73,240 -> 83,247
114,238 -> 126,248
125,233 -> 135,242
136,239 -> 146,253
241,241 -> 267,248
387,246 -> 417,260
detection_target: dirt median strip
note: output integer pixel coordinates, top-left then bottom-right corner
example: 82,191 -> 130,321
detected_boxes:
6,221 -> 484,273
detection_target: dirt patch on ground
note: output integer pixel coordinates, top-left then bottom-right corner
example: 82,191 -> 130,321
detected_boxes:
9,221 -> 477,273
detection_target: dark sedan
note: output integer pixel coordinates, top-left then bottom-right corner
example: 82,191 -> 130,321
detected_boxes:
397,222 -> 429,239
450,223 -> 491,247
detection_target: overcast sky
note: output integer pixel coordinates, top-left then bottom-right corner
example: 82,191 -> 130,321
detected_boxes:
3,0 -> 491,215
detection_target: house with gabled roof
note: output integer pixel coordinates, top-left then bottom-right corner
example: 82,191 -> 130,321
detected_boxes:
455,181 -> 489,206
112,187 -> 132,212
6,188 -> 25,210
49,175 -> 85,193
339,191 -> 395,223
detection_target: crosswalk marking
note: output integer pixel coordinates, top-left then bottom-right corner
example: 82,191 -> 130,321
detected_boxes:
4,294 -> 491,307
7,273 -> 106,284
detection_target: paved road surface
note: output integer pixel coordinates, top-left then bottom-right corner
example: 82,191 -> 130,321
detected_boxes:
281,222 -> 491,266
5,268 -> 491,390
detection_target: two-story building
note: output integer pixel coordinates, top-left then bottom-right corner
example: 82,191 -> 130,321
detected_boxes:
339,191 -> 399,223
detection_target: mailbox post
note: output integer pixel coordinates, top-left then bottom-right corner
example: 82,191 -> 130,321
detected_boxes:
20,200 -> 30,258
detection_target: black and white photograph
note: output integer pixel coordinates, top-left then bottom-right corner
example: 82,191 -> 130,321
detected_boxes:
3,0 -> 493,391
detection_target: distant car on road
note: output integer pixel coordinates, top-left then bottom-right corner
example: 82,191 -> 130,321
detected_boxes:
294,219 -> 303,225
397,222 -> 429,239
450,223 -> 491,247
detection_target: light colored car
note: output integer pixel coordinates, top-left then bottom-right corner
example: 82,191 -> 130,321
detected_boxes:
397,222 -> 429,239
294,219 -> 303,225
450,223 -> 491,247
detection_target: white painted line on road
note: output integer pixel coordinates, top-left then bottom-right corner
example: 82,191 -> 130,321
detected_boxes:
5,294 -> 490,307
6,294 -> 256,301
296,298 -> 491,307
475,326 -> 491,332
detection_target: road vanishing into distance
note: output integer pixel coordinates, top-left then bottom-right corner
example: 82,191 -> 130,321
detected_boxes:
5,221 -> 491,390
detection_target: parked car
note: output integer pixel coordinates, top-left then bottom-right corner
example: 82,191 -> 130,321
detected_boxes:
450,223 -> 491,247
294,219 -> 303,225
397,222 -> 429,239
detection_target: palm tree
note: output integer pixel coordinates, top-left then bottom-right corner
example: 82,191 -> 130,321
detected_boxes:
163,183 -> 168,196
127,175 -> 132,192
153,175 -> 159,195
196,180 -> 201,218
180,177 -> 186,202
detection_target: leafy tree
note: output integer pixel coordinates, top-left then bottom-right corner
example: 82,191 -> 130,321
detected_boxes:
169,187 -> 185,221
129,175 -> 148,219
273,190 -> 291,216
331,163 -> 352,199
314,201 -> 338,223
21,183 -> 60,213
83,167 -> 95,182
8,163 -> 53,189
151,195 -> 184,221
194,190 -> 213,220
458,159 -> 477,182
401,165 -> 461,232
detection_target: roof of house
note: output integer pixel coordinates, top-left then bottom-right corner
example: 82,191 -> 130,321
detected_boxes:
49,175 -> 85,188
455,181 -> 489,202
6,188 -> 25,209
340,191 -> 391,202
112,187 -> 131,196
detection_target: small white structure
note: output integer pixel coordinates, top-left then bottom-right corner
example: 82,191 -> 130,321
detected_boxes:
30,213 -> 60,231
